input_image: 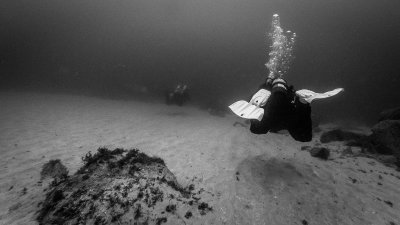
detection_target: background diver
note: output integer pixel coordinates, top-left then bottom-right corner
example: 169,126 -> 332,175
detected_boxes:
165,84 -> 190,106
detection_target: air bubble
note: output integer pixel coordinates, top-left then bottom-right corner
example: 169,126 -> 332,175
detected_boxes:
265,14 -> 296,80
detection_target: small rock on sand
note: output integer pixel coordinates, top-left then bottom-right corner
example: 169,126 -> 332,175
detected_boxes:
309,147 -> 330,160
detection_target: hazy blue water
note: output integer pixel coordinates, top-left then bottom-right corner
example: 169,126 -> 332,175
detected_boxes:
1,0 -> 399,123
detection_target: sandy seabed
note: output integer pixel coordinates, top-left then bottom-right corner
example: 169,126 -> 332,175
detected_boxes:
0,91 -> 399,225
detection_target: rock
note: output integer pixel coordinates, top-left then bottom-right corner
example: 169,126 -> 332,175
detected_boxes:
165,204 -> 176,213
384,200 -> 393,207
379,107 -> 400,121
40,159 -> 69,180
184,211 -> 193,219
351,147 -> 362,155
349,177 -> 357,183
341,147 -> 353,156
309,147 -> 330,160
198,202 -> 213,215
320,129 -> 366,143
37,148 -> 213,225
341,146 -> 362,156
376,155 -> 398,165
301,146 -> 312,151
370,120 -> 400,156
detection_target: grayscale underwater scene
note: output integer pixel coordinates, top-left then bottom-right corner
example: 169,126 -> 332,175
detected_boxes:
1,0 -> 400,224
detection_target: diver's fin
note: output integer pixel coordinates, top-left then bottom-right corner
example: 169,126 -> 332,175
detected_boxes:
229,100 -> 264,121
295,88 -> 344,103
250,89 -> 271,107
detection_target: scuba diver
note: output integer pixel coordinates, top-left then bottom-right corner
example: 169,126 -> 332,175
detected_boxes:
229,14 -> 343,142
165,84 -> 190,106
248,77 -> 313,142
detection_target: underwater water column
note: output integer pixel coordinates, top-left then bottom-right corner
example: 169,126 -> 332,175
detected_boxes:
265,14 -> 296,80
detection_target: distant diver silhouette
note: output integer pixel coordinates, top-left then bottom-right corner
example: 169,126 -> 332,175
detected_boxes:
165,84 -> 190,106
229,14 -> 343,142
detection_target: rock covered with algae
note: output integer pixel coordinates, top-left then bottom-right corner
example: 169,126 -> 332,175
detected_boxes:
37,147 -> 213,225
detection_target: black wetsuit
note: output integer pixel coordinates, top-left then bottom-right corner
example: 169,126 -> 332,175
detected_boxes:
250,82 -> 312,142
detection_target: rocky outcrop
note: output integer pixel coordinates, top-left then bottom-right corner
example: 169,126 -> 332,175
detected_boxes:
320,129 -> 366,144
37,148 -> 213,225
378,107 -> 400,122
369,120 -> 400,156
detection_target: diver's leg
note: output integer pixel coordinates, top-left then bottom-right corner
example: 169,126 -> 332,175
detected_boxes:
287,98 -> 312,142
250,79 -> 291,134
250,119 -> 269,134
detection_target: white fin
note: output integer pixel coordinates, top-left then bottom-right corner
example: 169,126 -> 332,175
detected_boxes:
250,89 -> 271,107
296,88 -> 344,103
229,100 -> 264,121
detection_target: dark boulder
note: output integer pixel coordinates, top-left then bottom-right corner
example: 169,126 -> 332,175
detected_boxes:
309,147 -> 330,160
378,107 -> 400,122
320,129 -> 365,143
370,120 -> 400,156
